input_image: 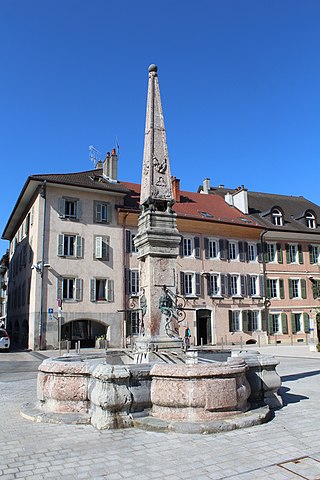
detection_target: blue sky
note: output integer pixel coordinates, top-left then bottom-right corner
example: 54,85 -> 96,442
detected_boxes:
1,0 -> 320,253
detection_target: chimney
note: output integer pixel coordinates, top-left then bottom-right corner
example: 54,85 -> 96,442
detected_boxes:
103,149 -> 118,182
172,176 -> 181,203
202,178 -> 210,194
95,160 -> 103,169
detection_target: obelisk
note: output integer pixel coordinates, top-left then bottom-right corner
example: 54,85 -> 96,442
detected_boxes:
134,64 -> 182,350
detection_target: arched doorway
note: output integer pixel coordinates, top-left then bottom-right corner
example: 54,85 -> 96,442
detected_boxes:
196,309 -> 212,346
61,319 -> 107,348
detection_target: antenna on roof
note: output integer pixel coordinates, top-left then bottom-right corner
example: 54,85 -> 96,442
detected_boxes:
89,145 -> 102,167
115,136 -> 120,157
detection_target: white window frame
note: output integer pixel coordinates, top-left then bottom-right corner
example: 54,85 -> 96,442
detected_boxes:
230,274 -> 240,296
58,197 -> 81,220
306,212 -> 316,229
229,241 -> 238,261
290,279 -> 300,298
272,208 -> 283,226
184,272 -> 196,296
288,244 -> 298,263
231,310 -> 241,332
130,270 -> 139,296
270,313 -> 281,334
269,279 -> 279,299
183,237 -> 193,257
209,273 -> 220,296
250,275 -> 258,296
247,243 -> 257,262
208,239 -> 218,259
267,243 -> 277,263
57,234 -> 83,258
248,310 -> 260,331
90,278 -> 114,302
94,235 -> 109,260
293,313 -> 303,333
310,245 -> 319,264
59,277 -> 83,302
94,201 -> 112,224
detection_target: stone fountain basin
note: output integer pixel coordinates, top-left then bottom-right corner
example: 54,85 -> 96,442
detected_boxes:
150,359 -> 250,422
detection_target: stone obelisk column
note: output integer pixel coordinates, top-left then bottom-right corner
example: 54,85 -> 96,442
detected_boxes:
134,64 -> 182,350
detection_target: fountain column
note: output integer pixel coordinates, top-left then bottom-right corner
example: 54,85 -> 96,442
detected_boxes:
134,64 -> 182,350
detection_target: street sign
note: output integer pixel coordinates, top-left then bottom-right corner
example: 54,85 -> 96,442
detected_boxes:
48,308 -> 54,321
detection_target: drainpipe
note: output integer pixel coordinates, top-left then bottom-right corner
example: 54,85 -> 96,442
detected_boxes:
39,181 -> 47,350
260,229 -> 269,339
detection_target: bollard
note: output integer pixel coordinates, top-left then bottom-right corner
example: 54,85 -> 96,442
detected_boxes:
200,337 -> 203,348
258,334 -> 261,348
240,336 -> 243,349
66,340 -> 70,353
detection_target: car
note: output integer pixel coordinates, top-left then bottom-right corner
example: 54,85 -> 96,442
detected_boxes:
0,328 -> 10,351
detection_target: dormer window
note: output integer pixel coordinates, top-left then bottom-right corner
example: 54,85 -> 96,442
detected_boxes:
305,211 -> 316,229
272,208 -> 283,226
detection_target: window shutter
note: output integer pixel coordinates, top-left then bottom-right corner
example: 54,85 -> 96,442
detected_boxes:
264,243 -> 270,263
56,277 -> 62,301
227,274 -> 231,297
239,242 -> 245,262
75,278 -> 83,301
268,314 -> 274,335
125,268 -> 130,295
285,244 -> 290,263
207,276 -> 212,295
303,313 -> 310,333
288,279 -> 293,299
180,272 -> 185,295
225,240 -> 229,260
240,275 -> 247,296
291,314 -> 296,334
220,274 -> 226,296
95,236 -> 103,259
298,244 -> 304,264
107,279 -> 114,302
57,234 -> 64,256
95,203 -> 102,222
279,279 -> 285,299
204,238 -> 209,259
195,273 -> 201,296
179,237 -> 184,257
259,275 -> 265,297
90,279 -> 96,302
125,230 -> 131,253
107,204 -> 113,223
76,236 -> 83,258
76,200 -> 82,220
313,281 -> 319,299
247,274 -> 252,296
261,310 -> 267,332
58,198 -> 66,218
301,279 -> 307,299
276,243 -> 283,264
309,245 -> 315,264
281,313 -> 288,334
266,279 -> 271,299
219,239 -> 226,261
242,311 -> 249,332
194,237 -> 200,258
243,242 -> 248,261
257,243 -> 263,263
228,310 -> 233,332
103,237 -> 110,261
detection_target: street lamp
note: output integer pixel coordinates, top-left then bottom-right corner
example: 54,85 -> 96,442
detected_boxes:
32,262 -> 50,349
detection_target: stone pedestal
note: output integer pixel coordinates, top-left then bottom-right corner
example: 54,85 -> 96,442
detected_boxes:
134,210 -> 182,350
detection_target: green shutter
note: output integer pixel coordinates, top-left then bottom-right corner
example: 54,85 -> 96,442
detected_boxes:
266,279 -> 271,299
279,279 -> 285,299
268,314 -> 274,334
309,245 -> 315,264
301,279 -> 307,299
303,313 -> 310,333
261,310 -> 267,332
228,310 -> 233,332
242,311 -> 249,333
298,244 -> 304,264
286,244 -> 290,263
276,243 -> 283,263
281,313 -> 288,334
291,314 -> 297,334
288,279 -> 293,299
264,243 -> 270,263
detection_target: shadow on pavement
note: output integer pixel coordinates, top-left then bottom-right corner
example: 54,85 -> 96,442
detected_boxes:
280,386 -> 309,407
281,369 -> 320,382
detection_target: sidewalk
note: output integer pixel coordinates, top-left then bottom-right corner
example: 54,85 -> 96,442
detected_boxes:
1,346 -> 320,479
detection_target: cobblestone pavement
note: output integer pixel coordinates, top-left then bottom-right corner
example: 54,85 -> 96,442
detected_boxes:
1,346 -> 320,479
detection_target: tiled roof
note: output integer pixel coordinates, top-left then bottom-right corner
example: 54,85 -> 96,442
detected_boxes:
120,182 -> 261,227
209,186 -> 320,233
30,169 -> 131,194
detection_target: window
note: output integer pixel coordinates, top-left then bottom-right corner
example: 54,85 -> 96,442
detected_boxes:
125,269 -> 139,296
125,230 -> 138,253
309,245 -> 319,264
267,243 -> 276,262
90,278 -> 114,302
272,208 -> 283,226
58,197 -> 81,220
293,313 -> 303,333
94,236 -> 109,260
57,234 -> 83,258
248,311 -> 259,331
230,274 -> 240,296
265,242 -> 283,263
289,279 -> 306,299
312,280 -> 320,299
249,276 -> 257,296
94,201 -> 112,223
247,244 -> 256,262
306,211 -> 316,229
267,278 -> 284,299
183,237 -> 193,256
127,311 -> 140,336
208,274 -> 220,296
208,239 -> 218,258
229,310 -> 241,332
269,314 -> 281,334
228,242 -> 238,260
57,277 -> 83,301
286,244 -> 303,264
180,272 -> 201,296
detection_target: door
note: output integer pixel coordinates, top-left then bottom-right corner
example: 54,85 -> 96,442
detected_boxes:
196,309 -> 212,345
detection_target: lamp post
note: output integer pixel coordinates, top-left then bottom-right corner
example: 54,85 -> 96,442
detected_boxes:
32,262 -> 50,350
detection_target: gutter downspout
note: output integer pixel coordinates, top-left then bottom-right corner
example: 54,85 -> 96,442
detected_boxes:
39,181 -> 47,350
260,229 -> 269,341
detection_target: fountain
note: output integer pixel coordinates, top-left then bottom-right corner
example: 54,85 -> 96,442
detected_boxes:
21,65 -> 280,433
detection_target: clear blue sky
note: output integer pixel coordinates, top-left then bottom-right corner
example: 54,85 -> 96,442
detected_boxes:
1,0 -> 320,254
